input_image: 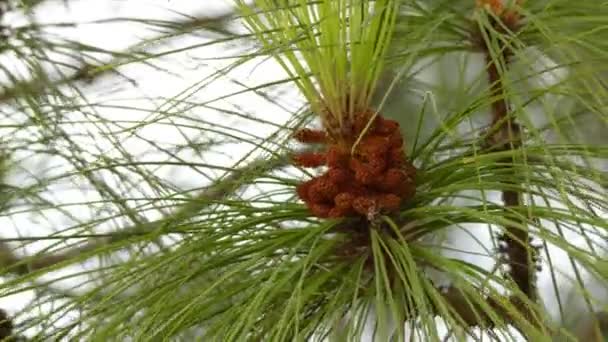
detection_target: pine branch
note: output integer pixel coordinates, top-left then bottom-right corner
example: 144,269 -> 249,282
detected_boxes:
0,1 -> 604,339
0,11 -> 239,103
472,3 -> 541,334
0,154 -> 290,276
484,41 -> 535,299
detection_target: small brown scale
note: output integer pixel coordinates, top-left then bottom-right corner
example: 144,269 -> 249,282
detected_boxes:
292,113 -> 416,219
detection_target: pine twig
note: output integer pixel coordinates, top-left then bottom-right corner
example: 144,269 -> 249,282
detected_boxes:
0,7 -> 252,275
0,11 -> 238,103
0,154 -> 290,276
471,3 -> 541,335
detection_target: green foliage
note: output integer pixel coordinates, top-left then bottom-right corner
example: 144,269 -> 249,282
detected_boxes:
237,0 -> 398,125
0,0 -> 605,341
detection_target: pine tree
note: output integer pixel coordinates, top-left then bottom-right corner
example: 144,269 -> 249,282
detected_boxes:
0,0 -> 606,340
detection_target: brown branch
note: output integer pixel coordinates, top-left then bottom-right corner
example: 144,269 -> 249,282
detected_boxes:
576,311 -> 608,342
0,308 -> 13,341
485,50 -> 534,297
472,4 -> 541,336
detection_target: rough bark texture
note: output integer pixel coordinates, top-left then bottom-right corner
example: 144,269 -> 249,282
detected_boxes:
472,4 -> 542,337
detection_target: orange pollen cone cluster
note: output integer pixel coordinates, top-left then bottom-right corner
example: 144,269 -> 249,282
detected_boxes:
476,0 -> 524,25
477,0 -> 504,14
292,114 -> 416,219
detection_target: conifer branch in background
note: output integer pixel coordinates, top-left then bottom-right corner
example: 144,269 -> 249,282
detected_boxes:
0,10 -> 238,103
0,153 -> 290,276
0,4 -> 248,275
472,1 -> 543,335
